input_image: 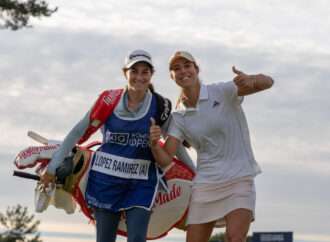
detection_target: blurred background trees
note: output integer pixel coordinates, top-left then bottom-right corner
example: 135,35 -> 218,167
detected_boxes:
0,204 -> 42,242
0,0 -> 57,30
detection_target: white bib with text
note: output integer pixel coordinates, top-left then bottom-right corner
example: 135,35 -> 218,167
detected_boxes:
91,151 -> 150,180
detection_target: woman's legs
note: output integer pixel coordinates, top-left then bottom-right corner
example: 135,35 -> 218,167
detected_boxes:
224,208 -> 253,242
94,208 -> 121,242
126,207 -> 151,242
186,221 -> 216,242
186,208 -> 252,242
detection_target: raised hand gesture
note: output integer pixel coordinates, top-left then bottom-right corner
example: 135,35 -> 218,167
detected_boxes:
149,118 -> 161,148
232,66 -> 273,96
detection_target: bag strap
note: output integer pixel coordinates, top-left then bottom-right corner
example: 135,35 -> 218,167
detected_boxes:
78,89 -> 123,144
153,92 -> 172,127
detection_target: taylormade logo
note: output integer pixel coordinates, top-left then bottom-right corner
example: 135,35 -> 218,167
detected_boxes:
161,99 -> 170,121
154,184 -> 182,205
17,145 -> 60,160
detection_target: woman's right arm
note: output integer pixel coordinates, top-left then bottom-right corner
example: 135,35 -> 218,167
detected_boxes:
41,110 -> 91,186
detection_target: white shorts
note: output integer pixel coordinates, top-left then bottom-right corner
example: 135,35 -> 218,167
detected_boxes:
187,176 -> 256,227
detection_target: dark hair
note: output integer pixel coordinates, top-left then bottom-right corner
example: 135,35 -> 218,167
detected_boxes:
182,140 -> 191,148
148,83 -> 155,93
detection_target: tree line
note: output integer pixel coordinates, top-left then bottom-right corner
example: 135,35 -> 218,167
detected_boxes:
0,0 -> 57,30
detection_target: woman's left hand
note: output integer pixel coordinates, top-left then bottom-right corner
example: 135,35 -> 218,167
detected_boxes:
40,171 -> 56,189
232,66 -> 273,96
232,66 -> 256,89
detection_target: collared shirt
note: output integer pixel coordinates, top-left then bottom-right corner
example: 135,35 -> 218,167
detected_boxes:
114,88 -> 152,119
168,81 -> 261,185
175,81 -> 209,114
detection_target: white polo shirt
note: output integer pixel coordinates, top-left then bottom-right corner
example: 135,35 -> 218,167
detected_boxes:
168,81 -> 261,184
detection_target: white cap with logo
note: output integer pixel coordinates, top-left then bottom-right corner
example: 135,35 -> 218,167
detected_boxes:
124,49 -> 153,69
169,51 -> 196,69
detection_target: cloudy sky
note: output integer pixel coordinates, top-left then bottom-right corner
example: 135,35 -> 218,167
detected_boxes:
1,0 -> 329,241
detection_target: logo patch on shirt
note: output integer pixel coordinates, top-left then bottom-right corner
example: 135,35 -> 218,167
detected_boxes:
105,131 -> 149,148
212,101 -> 220,107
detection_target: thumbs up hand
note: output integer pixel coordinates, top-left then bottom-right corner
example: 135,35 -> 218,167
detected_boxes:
150,118 -> 161,148
232,66 -> 258,90
232,66 -> 245,76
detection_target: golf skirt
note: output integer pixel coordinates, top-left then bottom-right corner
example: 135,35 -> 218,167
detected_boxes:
187,176 -> 255,227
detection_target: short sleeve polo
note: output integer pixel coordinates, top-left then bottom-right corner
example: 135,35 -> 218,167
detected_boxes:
168,81 -> 261,184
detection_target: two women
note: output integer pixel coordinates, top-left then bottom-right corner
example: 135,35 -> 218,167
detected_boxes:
41,50 -> 175,242
150,51 -> 274,242
41,49 -> 273,242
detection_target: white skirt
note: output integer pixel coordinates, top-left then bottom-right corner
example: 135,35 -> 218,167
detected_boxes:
187,176 -> 256,227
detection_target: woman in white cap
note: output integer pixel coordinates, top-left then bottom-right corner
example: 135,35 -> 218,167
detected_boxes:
150,51 -> 274,242
40,49 -> 186,242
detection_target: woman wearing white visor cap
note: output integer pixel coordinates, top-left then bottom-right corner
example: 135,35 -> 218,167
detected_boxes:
150,51 -> 274,242
40,49 -> 194,242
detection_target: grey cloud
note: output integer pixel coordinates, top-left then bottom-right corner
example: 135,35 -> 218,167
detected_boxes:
0,153 -> 35,209
1,27 -> 328,154
255,162 -> 330,234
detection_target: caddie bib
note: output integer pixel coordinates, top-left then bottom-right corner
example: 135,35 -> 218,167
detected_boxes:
85,94 -> 159,211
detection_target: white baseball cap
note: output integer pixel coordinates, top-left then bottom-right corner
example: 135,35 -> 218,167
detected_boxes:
124,49 -> 154,69
169,51 -> 196,69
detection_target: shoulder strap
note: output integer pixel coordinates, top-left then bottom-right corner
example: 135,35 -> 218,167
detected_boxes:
153,92 -> 172,127
78,89 -> 123,144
